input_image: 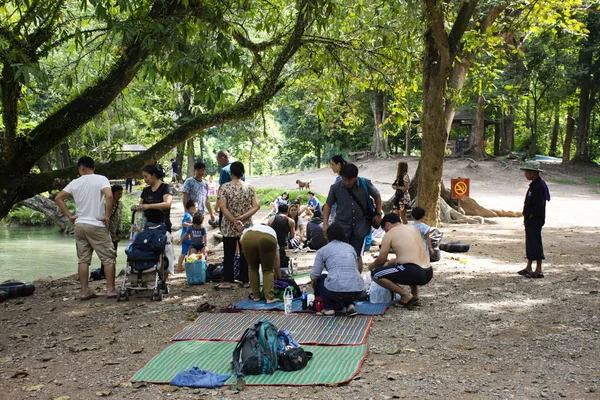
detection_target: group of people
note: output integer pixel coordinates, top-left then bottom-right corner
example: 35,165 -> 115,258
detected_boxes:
56,151 -> 550,310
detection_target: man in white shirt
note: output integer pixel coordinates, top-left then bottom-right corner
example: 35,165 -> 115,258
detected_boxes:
55,157 -> 117,300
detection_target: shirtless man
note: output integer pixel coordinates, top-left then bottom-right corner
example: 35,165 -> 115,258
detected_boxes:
367,213 -> 433,307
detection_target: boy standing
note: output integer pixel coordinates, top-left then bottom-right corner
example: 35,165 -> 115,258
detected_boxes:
177,214 -> 208,257
408,207 -> 434,259
176,200 -> 197,272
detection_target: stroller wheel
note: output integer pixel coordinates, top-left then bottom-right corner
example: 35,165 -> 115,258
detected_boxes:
116,291 -> 121,302
152,292 -> 163,302
125,290 -> 130,301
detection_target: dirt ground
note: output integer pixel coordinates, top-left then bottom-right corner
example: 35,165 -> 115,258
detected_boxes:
1,157 -> 599,400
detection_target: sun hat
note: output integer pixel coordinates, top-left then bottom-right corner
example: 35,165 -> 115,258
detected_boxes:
520,160 -> 544,172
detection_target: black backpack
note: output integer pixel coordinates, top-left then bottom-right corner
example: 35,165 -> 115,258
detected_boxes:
278,347 -> 312,371
232,321 -> 279,377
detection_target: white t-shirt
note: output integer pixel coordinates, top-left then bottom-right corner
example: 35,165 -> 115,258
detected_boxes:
64,174 -> 111,227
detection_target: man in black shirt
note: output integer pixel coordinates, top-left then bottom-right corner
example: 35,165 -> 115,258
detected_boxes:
518,161 -> 550,278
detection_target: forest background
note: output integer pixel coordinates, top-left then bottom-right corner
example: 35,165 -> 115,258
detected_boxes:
1,0 -> 599,227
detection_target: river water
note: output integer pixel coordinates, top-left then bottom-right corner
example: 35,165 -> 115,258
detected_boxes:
0,225 -> 104,282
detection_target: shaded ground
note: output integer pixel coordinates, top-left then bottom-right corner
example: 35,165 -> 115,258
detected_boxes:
1,157 -> 599,399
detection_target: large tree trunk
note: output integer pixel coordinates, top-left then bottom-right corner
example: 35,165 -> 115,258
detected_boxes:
370,90 -> 388,156
549,104 -> 560,157
562,105 -> 575,162
186,138 -> 196,179
404,126 -> 412,156
20,195 -> 72,234
501,106 -> 515,154
54,142 -> 72,170
574,15 -> 596,161
175,142 -> 185,182
469,94 -> 487,160
418,29 -> 452,227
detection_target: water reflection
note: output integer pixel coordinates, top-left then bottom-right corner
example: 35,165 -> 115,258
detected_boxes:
0,225 -> 102,282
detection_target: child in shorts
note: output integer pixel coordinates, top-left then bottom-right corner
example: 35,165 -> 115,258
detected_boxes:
176,200 -> 197,272
177,214 -> 208,257
408,207 -> 434,258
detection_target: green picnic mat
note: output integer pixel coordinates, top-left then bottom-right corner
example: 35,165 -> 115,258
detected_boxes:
130,340 -> 368,386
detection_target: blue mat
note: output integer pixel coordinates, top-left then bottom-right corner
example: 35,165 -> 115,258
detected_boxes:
233,298 -> 303,312
233,298 -> 396,315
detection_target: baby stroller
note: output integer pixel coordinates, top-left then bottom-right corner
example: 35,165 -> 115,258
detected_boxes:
117,211 -> 169,302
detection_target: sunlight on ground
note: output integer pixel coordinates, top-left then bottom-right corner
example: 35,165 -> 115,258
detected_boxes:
460,298 -> 550,312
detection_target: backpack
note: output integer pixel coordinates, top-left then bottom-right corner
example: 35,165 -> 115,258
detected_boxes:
232,321 -> 279,377
277,329 -> 312,372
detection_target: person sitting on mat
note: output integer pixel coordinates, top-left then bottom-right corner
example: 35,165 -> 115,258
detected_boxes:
309,223 -> 364,317
367,213 -> 433,307
240,224 -> 281,304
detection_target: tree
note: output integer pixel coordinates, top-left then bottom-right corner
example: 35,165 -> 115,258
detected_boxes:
418,0 -> 583,225
0,0 -> 325,218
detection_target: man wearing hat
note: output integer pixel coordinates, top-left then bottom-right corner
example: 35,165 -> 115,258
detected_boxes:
518,160 -> 551,278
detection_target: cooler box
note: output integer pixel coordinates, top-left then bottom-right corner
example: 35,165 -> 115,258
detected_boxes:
184,260 -> 206,285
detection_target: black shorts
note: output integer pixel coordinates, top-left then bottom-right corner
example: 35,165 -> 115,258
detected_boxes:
371,263 -> 433,286
191,244 -> 205,252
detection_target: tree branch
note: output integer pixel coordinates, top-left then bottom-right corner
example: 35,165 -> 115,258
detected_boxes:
424,0 -> 451,67
448,0 -> 479,57
14,0 -> 315,203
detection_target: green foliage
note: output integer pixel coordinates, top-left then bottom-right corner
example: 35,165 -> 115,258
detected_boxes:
6,206 -> 52,226
547,178 -> 580,185
583,176 -> 600,186
119,194 -> 141,239
254,188 -> 327,209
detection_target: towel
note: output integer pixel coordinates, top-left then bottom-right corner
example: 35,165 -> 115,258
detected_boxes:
170,367 -> 230,388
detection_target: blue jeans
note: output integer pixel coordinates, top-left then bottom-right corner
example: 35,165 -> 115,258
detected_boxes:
316,275 -> 362,310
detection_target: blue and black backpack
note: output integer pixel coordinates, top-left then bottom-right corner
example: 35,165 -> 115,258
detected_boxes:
232,321 -> 279,377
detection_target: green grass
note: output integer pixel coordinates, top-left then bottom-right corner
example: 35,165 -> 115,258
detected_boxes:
583,176 -> 600,186
208,188 -> 327,210
547,178 -> 580,185
591,189 -> 600,194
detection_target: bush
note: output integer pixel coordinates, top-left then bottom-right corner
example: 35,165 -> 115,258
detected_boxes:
119,194 -> 142,238
6,206 -> 52,226
254,188 -> 326,208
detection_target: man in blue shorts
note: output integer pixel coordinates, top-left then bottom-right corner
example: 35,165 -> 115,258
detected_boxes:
368,213 -> 433,307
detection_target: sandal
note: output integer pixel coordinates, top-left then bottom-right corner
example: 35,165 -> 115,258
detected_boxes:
220,304 -> 242,313
517,269 -> 531,276
346,306 -> 357,317
527,272 -> 545,279
315,310 -> 335,317
196,302 -> 216,313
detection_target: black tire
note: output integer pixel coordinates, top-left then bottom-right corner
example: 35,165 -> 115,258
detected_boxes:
439,242 -> 470,253
0,281 -> 35,299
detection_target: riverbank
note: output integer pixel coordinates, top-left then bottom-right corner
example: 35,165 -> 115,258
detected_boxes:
1,157 -> 599,399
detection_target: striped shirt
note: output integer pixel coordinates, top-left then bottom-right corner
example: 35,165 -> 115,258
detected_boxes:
310,240 -> 364,293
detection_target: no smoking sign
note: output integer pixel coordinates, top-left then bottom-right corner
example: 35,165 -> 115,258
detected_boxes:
451,178 -> 470,199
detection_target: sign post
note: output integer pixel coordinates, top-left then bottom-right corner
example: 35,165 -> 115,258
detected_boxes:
451,178 -> 470,199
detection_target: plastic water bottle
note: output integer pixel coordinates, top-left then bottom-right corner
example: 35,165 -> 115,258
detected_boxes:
301,285 -> 308,310
284,287 -> 293,315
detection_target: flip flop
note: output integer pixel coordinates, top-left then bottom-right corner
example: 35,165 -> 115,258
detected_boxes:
346,307 -> 358,317
315,310 -> 335,317
407,298 -> 420,307
80,293 -> 98,301
196,302 -> 216,313
220,304 -> 242,313
517,269 -> 531,276
527,272 -> 545,279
